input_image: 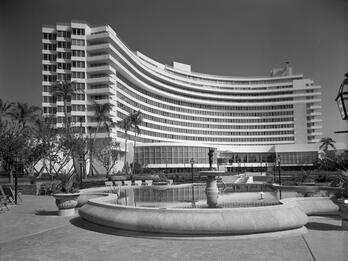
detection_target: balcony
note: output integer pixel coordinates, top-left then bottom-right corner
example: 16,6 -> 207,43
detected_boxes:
87,65 -> 115,74
87,32 -> 110,42
86,87 -> 114,95
87,98 -> 116,106
86,76 -> 116,84
87,54 -> 111,63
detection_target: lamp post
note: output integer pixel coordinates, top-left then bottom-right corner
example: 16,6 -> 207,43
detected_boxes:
190,158 -> 195,205
335,73 -> 348,121
260,160 -> 263,176
277,155 -> 282,200
335,73 -> 348,133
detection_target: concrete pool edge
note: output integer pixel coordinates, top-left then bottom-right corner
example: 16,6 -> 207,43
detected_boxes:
79,193 -> 308,235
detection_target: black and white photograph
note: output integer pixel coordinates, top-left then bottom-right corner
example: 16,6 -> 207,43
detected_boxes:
0,0 -> 347,260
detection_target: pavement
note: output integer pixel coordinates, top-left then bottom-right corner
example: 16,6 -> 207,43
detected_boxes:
0,195 -> 347,261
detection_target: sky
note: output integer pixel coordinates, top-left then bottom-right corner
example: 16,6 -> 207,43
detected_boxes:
0,0 -> 347,143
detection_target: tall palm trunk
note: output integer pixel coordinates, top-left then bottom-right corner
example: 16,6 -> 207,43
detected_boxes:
88,121 -> 101,176
63,100 -> 70,139
131,132 -> 137,176
124,131 -> 128,173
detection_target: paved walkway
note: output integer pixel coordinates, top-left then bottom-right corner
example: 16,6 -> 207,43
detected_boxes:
0,195 -> 347,261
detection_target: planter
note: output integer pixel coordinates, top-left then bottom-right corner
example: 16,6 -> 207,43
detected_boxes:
52,192 -> 80,217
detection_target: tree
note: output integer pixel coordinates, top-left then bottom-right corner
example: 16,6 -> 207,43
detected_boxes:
318,137 -> 337,171
319,137 -> 336,152
0,99 -> 14,122
117,116 -> 132,173
336,150 -> 348,171
27,117 -> 58,178
88,102 -> 114,175
52,80 -> 80,138
0,120 -> 28,183
52,80 -> 85,177
129,110 -> 143,175
93,139 -> 121,178
91,102 -> 114,140
11,102 -> 41,128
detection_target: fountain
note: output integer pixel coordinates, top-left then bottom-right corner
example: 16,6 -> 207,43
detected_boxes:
199,148 -> 224,208
78,148 -> 314,236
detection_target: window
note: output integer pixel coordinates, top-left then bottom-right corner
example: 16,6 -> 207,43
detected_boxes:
72,82 -> 85,91
43,75 -> 57,82
43,65 -> 56,71
42,107 -> 56,114
57,30 -> 71,38
72,61 -> 85,68
43,96 -> 55,103
57,63 -> 71,70
57,52 -> 71,59
72,72 -> 85,79
43,33 -> 56,40
72,116 -> 85,122
72,28 -> 85,35
72,94 -> 85,101
57,73 -> 71,81
43,43 -> 56,51
72,50 -> 85,57
43,54 -> 56,61
57,41 -> 71,49
72,105 -> 85,111
43,86 -> 53,92
71,39 -> 85,46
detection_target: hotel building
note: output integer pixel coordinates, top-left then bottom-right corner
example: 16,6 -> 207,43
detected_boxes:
42,21 -> 325,173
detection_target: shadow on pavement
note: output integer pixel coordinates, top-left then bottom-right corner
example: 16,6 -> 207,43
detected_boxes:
305,222 -> 342,231
35,209 -> 58,216
70,216 -> 307,241
69,217 -> 214,240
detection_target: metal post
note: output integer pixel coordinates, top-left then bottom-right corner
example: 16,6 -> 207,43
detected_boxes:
260,160 -> 262,176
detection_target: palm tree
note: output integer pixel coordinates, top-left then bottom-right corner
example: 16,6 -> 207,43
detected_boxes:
318,137 -> 337,170
0,99 -> 14,122
117,116 -> 132,173
89,102 -> 114,175
11,102 -> 41,128
52,80 -> 86,178
91,102 -> 114,142
319,137 -> 336,152
52,80 -> 79,138
129,110 -> 143,175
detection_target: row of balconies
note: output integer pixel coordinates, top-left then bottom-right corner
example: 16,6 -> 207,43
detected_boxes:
83,34 -> 307,92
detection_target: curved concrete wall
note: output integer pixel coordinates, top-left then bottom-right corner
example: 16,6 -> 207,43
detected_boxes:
281,197 -> 339,216
79,195 -> 308,235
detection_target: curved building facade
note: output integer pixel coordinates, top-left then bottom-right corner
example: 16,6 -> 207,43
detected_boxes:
42,21 -> 324,171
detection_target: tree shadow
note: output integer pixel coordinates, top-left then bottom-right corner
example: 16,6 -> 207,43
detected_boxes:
35,209 -> 58,216
305,222 -> 342,231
